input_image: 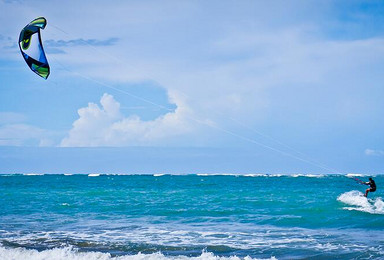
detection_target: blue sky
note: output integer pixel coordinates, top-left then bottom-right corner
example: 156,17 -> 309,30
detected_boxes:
0,0 -> 384,173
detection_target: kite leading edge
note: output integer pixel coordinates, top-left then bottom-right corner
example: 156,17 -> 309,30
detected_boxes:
18,17 -> 50,79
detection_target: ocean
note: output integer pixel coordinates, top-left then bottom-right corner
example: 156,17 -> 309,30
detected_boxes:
0,174 -> 383,260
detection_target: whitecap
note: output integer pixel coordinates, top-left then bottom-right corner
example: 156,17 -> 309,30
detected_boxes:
0,246 -> 277,260
196,173 -> 241,177
268,174 -> 283,177
243,174 -> 268,177
288,174 -> 324,178
337,190 -> 384,215
304,174 -> 324,178
88,174 -> 100,177
345,173 -> 365,178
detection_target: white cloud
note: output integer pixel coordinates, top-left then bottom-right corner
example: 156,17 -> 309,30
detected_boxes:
60,93 -> 195,147
48,12 -> 384,127
0,112 -> 60,147
0,112 -> 26,124
0,123 -> 52,146
53,13 -> 384,147
2,1 -> 384,149
365,149 -> 384,156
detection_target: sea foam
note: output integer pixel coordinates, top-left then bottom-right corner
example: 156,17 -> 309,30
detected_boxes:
88,174 -> 101,177
0,247 -> 276,260
337,190 -> 384,215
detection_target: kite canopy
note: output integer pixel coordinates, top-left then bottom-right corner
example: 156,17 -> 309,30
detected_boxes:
19,17 -> 50,79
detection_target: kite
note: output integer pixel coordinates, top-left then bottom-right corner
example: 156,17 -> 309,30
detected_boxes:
19,17 -> 50,79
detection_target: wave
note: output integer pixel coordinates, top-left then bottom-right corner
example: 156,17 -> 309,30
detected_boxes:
337,190 -> 384,215
241,174 -> 268,177
345,173 -> 365,177
290,174 -> 324,178
2,224 -> 366,255
0,173 -> 379,178
0,246 -> 276,260
197,173 -> 241,176
241,174 -> 324,178
196,173 -> 326,178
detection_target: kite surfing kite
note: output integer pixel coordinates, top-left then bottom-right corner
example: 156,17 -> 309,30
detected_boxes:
18,17 -> 50,79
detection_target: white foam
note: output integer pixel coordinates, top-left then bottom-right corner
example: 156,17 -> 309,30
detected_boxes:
197,173 -> 240,177
303,174 -> 324,178
23,173 -> 44,176
290,174 -> 324,178
88,174 -> 101,177
0,224 -> 327,253
243,174 -> 269,177
0,247 -> 277,260
153,174 -> 165,177
345,173 -> 365,178
337,191 -> 384,215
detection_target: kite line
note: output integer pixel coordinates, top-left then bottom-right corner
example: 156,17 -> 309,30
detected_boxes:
31,18 -> 344,174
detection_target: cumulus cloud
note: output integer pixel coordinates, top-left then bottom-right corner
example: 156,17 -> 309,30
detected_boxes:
60,93 -> 194,147
2,1 -> 384,149
365,149 -> 384,156
46,5 -> 384,129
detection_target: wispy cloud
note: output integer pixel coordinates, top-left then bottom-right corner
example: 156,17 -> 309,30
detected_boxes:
0,112 -> 26,124
45,38 -> 119,48
0,124 -> 53,146
1,0 -> 384,154
365,149 -> 384,156
2,0 -> 22,3
45,38 -> 119,54
0,34 -> 17,50
0,113 -> 59,147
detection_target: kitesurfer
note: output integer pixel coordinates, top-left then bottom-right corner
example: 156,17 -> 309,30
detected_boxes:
364,177 -> 376,197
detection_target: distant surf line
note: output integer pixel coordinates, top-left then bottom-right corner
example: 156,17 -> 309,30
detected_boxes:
1,173 -> 378,177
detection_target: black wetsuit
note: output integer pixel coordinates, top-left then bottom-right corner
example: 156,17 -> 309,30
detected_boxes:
368,180 -> 376,192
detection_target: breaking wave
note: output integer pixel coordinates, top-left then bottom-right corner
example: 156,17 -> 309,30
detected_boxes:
337,190 -> 384,215
0,246 -> 276,260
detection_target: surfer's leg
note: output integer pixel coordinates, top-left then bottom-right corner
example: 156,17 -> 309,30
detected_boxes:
365,189 -> 369,197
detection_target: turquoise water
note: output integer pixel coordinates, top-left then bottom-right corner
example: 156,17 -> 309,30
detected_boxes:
0,174 -> 383,259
